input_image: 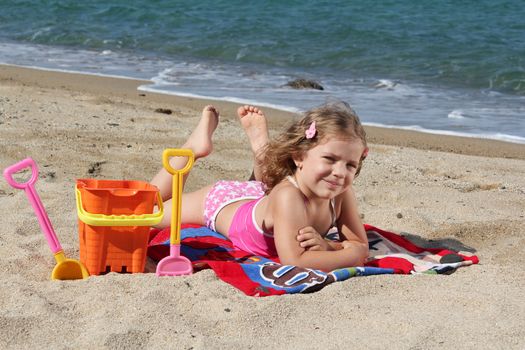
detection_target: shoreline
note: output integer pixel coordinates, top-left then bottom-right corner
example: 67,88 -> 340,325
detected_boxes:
2,64 -> 524,160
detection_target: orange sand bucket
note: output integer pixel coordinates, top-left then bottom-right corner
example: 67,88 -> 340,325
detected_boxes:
75,179 -> 163,275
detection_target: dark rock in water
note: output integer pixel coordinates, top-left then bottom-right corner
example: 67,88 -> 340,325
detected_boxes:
285,79 -> 324,90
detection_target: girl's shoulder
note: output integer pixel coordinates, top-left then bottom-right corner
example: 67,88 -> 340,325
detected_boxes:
265,180 -> 309,221
267,179 -> 305,203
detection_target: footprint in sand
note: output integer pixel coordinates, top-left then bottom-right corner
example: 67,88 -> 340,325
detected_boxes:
87,161 -> 107,177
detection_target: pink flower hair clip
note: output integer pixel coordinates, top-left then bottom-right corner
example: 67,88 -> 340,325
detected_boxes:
305,121 -> 317,139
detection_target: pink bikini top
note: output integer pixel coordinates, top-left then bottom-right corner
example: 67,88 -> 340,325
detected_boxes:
227,196 -> 277,257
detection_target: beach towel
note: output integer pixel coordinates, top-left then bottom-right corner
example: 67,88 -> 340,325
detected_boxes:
148,224 -> 478,297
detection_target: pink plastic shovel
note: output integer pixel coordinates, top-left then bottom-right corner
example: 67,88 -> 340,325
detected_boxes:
156,149 -> 194,276
4,158 -> 89,280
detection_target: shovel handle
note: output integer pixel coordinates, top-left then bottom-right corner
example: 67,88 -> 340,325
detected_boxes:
3,158 -> 62,254
3,158 -> 38,189
162,149 -> 194,175
162,149 -> 194,245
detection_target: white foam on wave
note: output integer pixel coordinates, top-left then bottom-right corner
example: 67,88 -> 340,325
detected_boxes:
374,79 -> 398,90
364,122 -> 525,144
235,47 -> 249,61
370,79 -> 419,97
30,27 -> 51,41
137,84 -> 301,113
448,110 -> 466,119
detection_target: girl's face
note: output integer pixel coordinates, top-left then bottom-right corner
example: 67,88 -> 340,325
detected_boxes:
294,137 -> 365,199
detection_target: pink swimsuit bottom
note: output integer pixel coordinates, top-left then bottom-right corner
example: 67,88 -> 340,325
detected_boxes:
203,180 -> 277,257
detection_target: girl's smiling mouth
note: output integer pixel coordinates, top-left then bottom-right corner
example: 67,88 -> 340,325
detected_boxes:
324,179 -> 342,189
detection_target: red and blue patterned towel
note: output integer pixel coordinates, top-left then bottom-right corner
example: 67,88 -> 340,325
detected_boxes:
148,224 -> 478,297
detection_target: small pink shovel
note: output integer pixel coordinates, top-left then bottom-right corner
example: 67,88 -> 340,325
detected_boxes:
4,158 -> 89,280
156,149 -> 194,276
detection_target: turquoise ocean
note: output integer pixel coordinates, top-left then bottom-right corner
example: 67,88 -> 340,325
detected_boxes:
1,0 -> 524,143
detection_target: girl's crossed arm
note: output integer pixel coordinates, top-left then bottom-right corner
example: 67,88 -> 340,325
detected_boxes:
271,187 -> 368,272
336,186 -> 368,247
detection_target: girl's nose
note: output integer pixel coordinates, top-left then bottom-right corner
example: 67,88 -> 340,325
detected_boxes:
332,162 -> 346,177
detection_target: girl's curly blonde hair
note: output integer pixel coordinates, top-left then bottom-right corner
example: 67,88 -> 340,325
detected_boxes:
260,101 -> 367,192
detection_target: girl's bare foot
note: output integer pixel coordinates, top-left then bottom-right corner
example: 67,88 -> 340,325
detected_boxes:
152,105 -> 219,201
237,105 -> 269,156
183,105 -> 220,159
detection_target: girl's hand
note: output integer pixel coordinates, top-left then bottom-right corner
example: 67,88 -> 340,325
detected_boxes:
297,226 -> 330,251
341,240 -> 369,263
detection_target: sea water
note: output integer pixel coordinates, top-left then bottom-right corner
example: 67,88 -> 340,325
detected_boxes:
0,0 -> 524,143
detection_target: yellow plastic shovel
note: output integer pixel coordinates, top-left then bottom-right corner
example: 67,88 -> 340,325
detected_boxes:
156,149 -> 194,276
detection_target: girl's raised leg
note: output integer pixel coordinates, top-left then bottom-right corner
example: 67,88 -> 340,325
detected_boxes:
237,105 -> 269,181
152,105 -> 219,228
157,184 -> 213,228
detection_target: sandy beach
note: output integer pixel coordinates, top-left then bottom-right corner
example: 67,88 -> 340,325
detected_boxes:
1,65 -> 524,349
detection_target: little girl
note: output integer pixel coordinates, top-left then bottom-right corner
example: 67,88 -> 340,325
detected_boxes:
151,102 -> 369,272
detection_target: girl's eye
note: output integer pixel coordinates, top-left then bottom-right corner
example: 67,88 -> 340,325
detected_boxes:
346,163 -> 356,169
323,156 -> 335,163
